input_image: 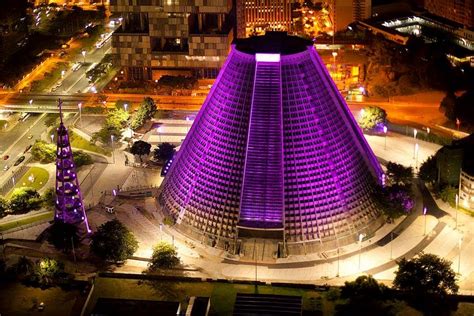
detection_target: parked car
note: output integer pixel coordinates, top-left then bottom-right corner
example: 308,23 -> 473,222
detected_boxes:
3,165 -> 9,171
3,155 -> 9,160
14,155 -> 25,166
24,145 -> 32,153
27,134 -> 33,139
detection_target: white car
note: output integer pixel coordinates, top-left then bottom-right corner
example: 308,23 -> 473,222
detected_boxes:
72,63 -> 82,72
3,165 -> 9,171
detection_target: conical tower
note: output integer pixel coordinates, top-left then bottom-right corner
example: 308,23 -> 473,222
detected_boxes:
160,33 -> 384,256
54,99 -> 91,233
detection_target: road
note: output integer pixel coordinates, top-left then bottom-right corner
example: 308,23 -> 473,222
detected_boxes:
0,114 -> 47,177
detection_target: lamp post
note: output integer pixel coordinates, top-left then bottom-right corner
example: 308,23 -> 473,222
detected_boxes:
414,143 -> 419,170
124,103 -> 128,112
81,50 -> 86,63
50,134 -> 54,143
78,102 -> 82,126
358,233 -> 365,271
455,194 -> 459,230
110,135 -> 115,164
157,127 -> 162,143
331,51 -> 338,73
458,236 -> 463,274
423,206 -> 427,236
383,125 -> 388,150
413,128 -> 417,139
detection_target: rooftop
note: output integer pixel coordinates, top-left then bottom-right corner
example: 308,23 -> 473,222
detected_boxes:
234,32 -> 313,55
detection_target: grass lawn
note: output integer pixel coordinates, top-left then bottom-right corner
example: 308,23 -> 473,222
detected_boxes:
0,211 -> 53,232
70,131 -> 111,157
86,277 -> 327,315
5,167 -> 50,199
0,282 -> 85,316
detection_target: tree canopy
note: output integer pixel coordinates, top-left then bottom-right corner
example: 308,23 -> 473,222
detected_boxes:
153,142 -> 176,163
393,253 -> 458,296
386,162 -> 413,187
357,106 -> 387,130
419,155 -> 438,185
148,241 -> 180,271
130,140 -> 151,161
9,187 -> 42,214
31,140 -> 56,163
130,97 -> 157,130
92,109 -> 130,144
90,219 -> 138,262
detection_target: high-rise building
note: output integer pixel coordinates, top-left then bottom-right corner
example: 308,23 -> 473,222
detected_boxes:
425,0 -> 474,28
331,0 -> 371,32
160,32 -> 384,257
110,0 -> 233,80
54,100 -> 91,233
236,0 -> 292,38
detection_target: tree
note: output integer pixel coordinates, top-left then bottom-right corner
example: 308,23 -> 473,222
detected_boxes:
73,150 -> 93,167
130,140 -> 151,162
394,253 -> 458,296
29,258 -> 70,287
41,188 -> 55,209
148,241 -> 180,271
357,106 -> 387,130
130,97 -> 157,130
372,184 -> 414,220
153,142 -> 176,163
440,185 -> 457,207
0,196 -> 8,218
47,222 -> 79,252
386,162 -> 413,187
9,187 -> 42,214
31,140 -> 56,163
419,156 -> 438,185
439,91 -> 457,121
90,219 -> 138,262
337,275 -> 391,316
92,109 -> 130,144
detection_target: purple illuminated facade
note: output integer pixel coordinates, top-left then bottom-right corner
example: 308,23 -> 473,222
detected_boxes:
54,99 -> 91,233
160,33 -> 384,254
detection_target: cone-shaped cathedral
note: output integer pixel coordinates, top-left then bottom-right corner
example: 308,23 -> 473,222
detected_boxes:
160,32 -> 384,255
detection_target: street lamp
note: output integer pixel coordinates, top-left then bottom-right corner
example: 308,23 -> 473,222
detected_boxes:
423,206 -> 427,236
78,102 -> 82,126
358,233 -> 365,271
61,70 -> 66,78
413,128 -> 417,139
110,135 -> 115,164
124,103 -> 128,112
157,126 -> 162,143
81,50 -> 86,63
458,236 -> 463,274
29,99 -> 33,105
50,134 -> 54,143
455,193 -> 459,230
383,125 -> 388,150
331,51 -> 338,73
414,143 -> 419,170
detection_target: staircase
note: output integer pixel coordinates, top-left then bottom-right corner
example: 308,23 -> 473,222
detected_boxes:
240,60 -> 284,228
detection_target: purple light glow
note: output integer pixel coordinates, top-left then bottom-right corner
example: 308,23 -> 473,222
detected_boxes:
160,34 -> 383,243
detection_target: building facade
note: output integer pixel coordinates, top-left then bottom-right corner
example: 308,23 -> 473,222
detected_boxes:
110,0 -> 233,80
332,0 -> 371,32
425,0 -> 474,28
160,32 -> 384,257
236,0 -> 292,38
460,170 -> 474,211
